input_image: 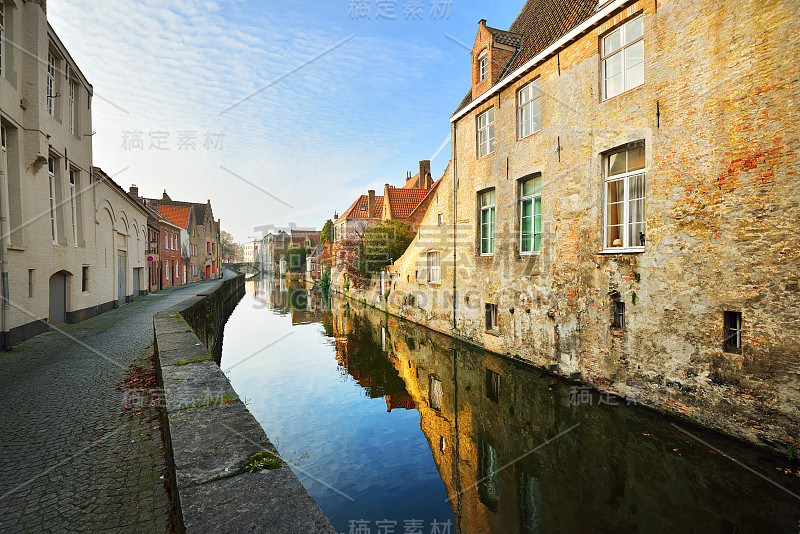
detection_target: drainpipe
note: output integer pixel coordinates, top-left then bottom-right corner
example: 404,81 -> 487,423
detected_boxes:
0,191 -> 7,351
451,122 -> 458,333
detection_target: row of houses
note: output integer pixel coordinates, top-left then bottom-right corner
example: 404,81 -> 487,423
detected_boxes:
331,0 -> 800,449
0,1 -> 221,349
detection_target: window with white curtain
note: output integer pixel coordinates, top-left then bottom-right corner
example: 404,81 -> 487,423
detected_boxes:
427,251 -> 440,284
604,143 -> 645,250
517,79 -> 541,139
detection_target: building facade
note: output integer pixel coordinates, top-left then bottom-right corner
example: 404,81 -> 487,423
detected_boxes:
0,2 -> 149,349
338,0 -> 800,449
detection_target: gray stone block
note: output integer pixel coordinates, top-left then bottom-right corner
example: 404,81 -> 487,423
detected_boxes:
156,330 -> 205,353
162,362 -> 238,412
168,402 -> 267,489
180,468 -> 337,534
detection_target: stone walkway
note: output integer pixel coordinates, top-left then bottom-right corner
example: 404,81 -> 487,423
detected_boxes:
0,280 -> 218,533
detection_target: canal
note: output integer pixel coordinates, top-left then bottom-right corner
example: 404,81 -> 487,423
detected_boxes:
220,277 -> 800,534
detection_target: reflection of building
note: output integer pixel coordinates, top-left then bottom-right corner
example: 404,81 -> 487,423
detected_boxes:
341,298 -> 800,534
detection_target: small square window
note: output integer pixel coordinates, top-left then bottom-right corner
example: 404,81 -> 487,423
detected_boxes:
486,369 -> 500,402
485,303 -> 498,331
437,213 -> 443,226
724,311 -> 742,353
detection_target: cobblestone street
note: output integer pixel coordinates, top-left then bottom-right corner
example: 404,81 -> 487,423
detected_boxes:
0,281 -> 217,533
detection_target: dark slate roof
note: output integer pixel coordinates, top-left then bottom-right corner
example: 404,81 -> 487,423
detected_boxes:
485,25 -> 523,48
454,0 -> 599,115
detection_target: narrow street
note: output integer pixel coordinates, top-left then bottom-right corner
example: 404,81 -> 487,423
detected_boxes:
0,280 -> 218,533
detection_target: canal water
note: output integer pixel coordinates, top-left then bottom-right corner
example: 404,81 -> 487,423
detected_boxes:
220,277 -> 800,534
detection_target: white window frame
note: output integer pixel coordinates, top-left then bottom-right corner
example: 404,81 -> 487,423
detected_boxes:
1,124 -> 10,246
0,1 -> 6,77
477,51 -> 487,81
165,260 -> 170,280
479,189 -> 495,256
603,144 -> 646,252
427,251 -> 440,284
69,169 -> 78,246
519,175 -> 542,255
477,108 -> 495,158
517,79 -> 541,139
601,15 -> 644,100
48,156 -> 57,244
47,52 -> 56,116
68,80 -> 76,135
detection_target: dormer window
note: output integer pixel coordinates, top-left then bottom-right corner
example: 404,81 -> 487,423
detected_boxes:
478,51 -> 487,81
360,205 -> 366,212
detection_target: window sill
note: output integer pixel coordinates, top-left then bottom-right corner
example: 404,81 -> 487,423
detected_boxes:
597,248 -> 645,255
517,129 -> 541,142
519,251 -> 540,258
601,82 -> 645,103
484,329 -> 501,337
6,244 -> 27,252
479,253 -> 494,257
477,151 -> 496,160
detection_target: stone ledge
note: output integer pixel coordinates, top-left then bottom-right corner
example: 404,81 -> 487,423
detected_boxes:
153,273 -> 336,533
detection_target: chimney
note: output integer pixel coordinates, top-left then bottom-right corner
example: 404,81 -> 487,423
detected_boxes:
368,190 -> 375,216
129,184 -> 139,199
418,160 -> 431,188
162,189 -> 171,201
479,19 -> 487,26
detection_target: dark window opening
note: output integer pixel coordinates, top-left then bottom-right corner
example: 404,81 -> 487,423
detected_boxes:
81,266 -> 89,292
612,300 -> 625,328
485,303 -> 498,331
724,311 -> 742,353
486,369 -> 500,402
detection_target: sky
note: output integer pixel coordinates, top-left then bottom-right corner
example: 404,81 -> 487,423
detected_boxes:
47,0 -> 524,242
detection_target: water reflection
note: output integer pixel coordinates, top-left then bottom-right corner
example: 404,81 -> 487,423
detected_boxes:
230,277 -> 800,534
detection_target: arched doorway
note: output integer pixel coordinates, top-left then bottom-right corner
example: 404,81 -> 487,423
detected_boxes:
49,272 -> 67,326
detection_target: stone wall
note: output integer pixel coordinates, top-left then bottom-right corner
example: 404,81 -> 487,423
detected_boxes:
153,273 -> 336,533
335,0 -> 800,452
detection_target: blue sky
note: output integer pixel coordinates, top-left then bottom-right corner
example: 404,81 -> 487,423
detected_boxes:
47,0 -> 523,241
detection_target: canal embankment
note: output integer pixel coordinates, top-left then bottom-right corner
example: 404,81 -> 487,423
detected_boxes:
153,271 -> 336,533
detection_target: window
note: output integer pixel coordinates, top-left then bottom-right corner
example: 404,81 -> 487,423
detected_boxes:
1,124 -> 9,246
724,311 -> 742,353
427,251 -> 440,283
477,51 -> 487,81
68,81 -> 76,134
28,269 -> 34,298
478,441 -> 499,511
604,143 -> 645,250
479,190 -> 495,255
477,108 -> 495,158
517,79 -> 541,139
175,261 -> 179,280
165,234 -> 169,250
519,175 -> 542,254
207,242 -> 210,254
360,205 -> 366,212
47,52 -> 56,116
0,1 -> 6,77
81,266 -> 89,292
165,260 -> 169,280
48,157 -> 57,244
485,302 -> 498,331
601,15 -> 644,99
212,242 -> 216,254
69,169 -> 78,246
612,300 -> 625,328
429,376 -> 442,411
437,213 -> 443,226
485,369 -> 500,402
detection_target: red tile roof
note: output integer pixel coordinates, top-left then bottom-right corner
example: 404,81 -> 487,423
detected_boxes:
385,187 -> 432,220
338,194 -> 384,221
156,204 -> 191,230
454,0 -> 598,114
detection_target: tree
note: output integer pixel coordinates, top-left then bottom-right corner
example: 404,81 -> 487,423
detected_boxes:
321,219 -> 333,244
333,220 -> 414,289
219,230 -> 236,262
284,246 -> 309,273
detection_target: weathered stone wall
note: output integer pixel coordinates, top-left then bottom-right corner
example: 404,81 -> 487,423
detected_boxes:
340,0 -> 800,451
153,273 -> 336,533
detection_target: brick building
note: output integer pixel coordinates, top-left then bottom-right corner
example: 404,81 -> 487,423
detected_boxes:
338,0 -> 800,449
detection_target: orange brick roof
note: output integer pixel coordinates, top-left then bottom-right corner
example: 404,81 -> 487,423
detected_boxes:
338,194 -> 384,221
385,187 -> 431,220
156,204 -> 191,230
